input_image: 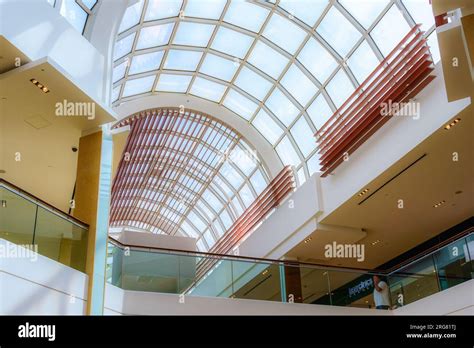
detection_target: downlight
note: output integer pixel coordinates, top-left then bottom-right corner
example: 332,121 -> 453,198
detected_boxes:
30,78 -> 50,93
358,188 -> 369,197
433,200 -> 446,208
444,118 -> 460,130
304,237 -> 312,244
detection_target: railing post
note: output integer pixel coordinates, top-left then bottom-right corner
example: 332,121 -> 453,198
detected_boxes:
279,263 -> 287,303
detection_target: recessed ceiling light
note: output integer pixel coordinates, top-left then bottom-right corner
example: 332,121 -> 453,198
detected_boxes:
358,188 -> 370,197
444,118 -> 460,130
433,200 -> 446,208
304,237 -> 312,244
30,78 -> 50,93
1,200 -> 6,208
371,240 -> 381,246
262,270 -> 269,276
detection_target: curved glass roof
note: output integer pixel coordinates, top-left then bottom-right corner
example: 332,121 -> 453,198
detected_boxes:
112,0 -> 437,186
111,108 -> 270,251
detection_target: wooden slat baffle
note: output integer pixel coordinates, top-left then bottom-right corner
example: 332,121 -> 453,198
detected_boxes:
315,25 -> 436,177
195,166 -> 295,281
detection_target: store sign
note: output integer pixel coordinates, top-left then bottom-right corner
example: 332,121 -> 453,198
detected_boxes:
348,278 -> 373,298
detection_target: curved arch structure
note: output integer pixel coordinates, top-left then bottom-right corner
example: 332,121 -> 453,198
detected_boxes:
109,0 -> 437,185
111,107 -> 271,251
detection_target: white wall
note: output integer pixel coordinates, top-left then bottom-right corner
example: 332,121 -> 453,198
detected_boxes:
117,230 -> 196,251
0,239 -> 88,315
393,279 -> 474,315
104,283 -> 389,316
0,0 -> 106,102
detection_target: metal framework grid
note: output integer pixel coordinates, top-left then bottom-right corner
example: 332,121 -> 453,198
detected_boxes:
48,0 -> 98,35
195,165 -> 295,280
315,25 -> 435,177
111,0 -> 438,186
110,107 -> 271,250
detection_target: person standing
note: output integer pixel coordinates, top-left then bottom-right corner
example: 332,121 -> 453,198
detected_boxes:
373,275 -> 391,310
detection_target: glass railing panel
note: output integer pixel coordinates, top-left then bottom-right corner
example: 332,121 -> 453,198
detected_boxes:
0,187 -> 36,246
300,267 -> 331,305
433,237 -> 473,290
232,260 -> 281,302
326,270 -> 378,308
188,258 -> 233,297
388,255 -> 439,307
34,206 -> 88,272
178,253 -> 198,293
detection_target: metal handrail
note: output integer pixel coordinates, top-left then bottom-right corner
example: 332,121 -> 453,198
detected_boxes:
0,178 -> 89,229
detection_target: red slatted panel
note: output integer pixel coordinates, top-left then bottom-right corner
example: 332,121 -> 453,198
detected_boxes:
110,108 -> 240,235
195,166 -> 295,280
315,26 -> 436,177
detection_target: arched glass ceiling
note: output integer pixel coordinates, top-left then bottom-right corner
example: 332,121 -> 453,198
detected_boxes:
111,108 -> 270,251
47,0 -> 98,34
112,0 -> 438,186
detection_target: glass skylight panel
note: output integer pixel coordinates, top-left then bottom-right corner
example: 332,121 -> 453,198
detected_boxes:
248,41 -> 289,79
250,169 -> 266,195
200,54 -> 238,82
279,0 -> 329,27
223,90 -> 258,120
122,75 -> 155,97
181,220 -> 199,238
220,209 -> 233,229
347,40 -> 380,84
317,7 -> 362,58
427,31 -> 440,64
265,88 -> 299,127
307,94 -> 333,130
184,0 -> 227,20
290,117 -> 316,157
114,33 -> 135,60
60,0 -> 88,33
297,167 -> 306,185
307,153 -> 320,175
81,0 -> 97,10
219,162 -> 244,190
229,146 -> 257,176
129,51 -> 164,75
213,220 -> 225,237
281,64 -> 318,106
212,178 -> 233,199
263,13 -> 307,54
118,0 -> 144,33
402,0 -> 435,31
188,211 -> 207,232
112,85 -> 121,102
298,38 -> 338,83
239,184 -> 254,208
190,77 -> 227,102
203,229 -> 215,248
173,22 -> 215,47
339,0 -> 389,29
202,189 -> 223,213
211,27 -> 254,59
325,69 -> 355,108
136,23 -> 174,50
224,0 -> 269,32
196,239 -> 206,251
156,74 -> 192,92
232,196 -> 244,216
252,109 -> 284,145
164,50 -> 203,71
276,136 -> 301,167
234,67 -> 272,101
144,0 -> 182,21
113,61 -> 127,83
371,5 -> 411,57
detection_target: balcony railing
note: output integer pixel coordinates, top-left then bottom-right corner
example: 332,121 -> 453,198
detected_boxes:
0,179 -> 89,272
106,230 -> 473,309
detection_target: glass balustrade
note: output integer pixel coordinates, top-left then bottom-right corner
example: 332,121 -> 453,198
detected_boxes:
0,183 -> 89,272
107,232 -> 473,309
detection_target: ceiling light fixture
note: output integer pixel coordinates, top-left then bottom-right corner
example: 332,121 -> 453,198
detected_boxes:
371,240 -> 381,246
433,200 -> 446,208
304,237 -> 312,244
30,78 -> 50,93
262,270 -> 269,276
358,188 -> 370,197
444,118 -> 460,130
1,200 -> 6,208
